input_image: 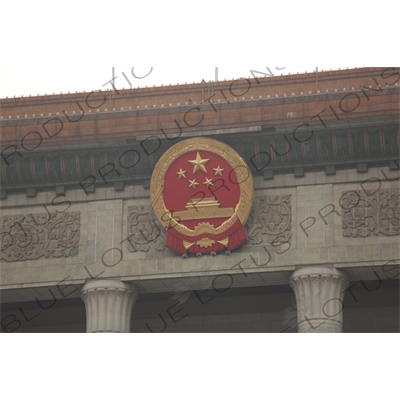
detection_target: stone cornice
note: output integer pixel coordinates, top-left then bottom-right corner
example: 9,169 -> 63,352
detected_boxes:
1,124 -> 398,191
2,85 -> 398,126
1,77 -> 398,148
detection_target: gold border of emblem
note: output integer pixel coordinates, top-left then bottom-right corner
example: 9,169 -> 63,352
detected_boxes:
150,137 -> 254,237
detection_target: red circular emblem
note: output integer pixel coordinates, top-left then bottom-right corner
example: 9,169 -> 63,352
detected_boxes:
151,138 -> 254,256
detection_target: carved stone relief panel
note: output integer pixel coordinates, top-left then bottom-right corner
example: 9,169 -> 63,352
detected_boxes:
245,195 -> 292,246
342,189 -> 400,238
127,206 -> 166,253
0,212 -> 81,262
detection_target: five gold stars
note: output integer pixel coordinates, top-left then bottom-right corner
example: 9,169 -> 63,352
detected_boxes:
176,154 -> 225,189
188,152 -> 210,174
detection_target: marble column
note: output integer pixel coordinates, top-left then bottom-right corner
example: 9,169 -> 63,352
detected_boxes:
81,280 -> 138,333
290,266 -> 349,333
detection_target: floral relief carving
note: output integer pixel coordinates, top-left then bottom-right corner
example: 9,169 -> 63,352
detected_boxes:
0,212 -> 81,262
342,189 -> 400,238
127,206 -> 166,252
245,195 -> 292,246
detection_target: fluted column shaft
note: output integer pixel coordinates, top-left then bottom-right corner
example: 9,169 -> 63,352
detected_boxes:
290,266 -> 349,333
81,280 -> 138,333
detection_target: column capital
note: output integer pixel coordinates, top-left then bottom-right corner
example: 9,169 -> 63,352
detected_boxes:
81,279 -> 139,333
290,265 -> 349,333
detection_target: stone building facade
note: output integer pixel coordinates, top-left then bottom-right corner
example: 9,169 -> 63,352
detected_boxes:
1,67 -> 399,333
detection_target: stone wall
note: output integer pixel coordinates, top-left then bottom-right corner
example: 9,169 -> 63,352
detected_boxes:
1,166 -> 398,289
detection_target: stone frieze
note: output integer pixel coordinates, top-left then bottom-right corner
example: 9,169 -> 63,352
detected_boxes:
245,195 -> 292,246
127,206 -> 167,252
342,188 -> 400,238
0,212 -> 81,262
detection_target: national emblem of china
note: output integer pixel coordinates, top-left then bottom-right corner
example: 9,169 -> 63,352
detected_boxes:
150,138 -> 254,256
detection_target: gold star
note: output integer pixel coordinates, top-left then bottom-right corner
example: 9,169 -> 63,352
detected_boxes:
189,179 -> 200,190
213,165 -> 224,176
188,152 -> 210,174
176,168 -> 187,180
203,178 -> 214,188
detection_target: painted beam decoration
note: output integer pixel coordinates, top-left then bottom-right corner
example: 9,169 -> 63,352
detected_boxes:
150,138 -> 254,256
